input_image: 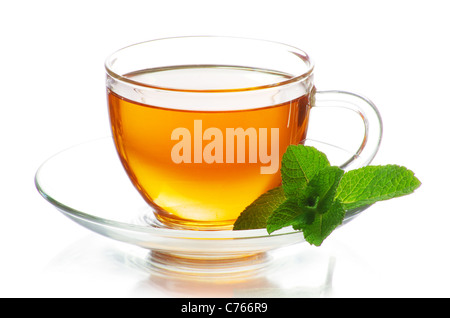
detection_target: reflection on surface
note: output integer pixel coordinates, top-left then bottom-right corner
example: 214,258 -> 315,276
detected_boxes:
43,234 -> 337,298
127,248 -> 336,298
143,254 -> 335,298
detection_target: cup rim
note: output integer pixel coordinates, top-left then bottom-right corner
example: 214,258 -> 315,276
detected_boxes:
104,36 -> 315,93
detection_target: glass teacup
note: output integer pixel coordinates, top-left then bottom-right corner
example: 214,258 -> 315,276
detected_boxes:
105,36 -> 382,230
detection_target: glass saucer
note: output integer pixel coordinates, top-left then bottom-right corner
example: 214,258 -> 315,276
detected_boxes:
35,137 -> 367,262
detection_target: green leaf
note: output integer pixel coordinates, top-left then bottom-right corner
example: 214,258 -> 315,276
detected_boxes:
301,166 -> 344,214
267,166 -> 344,235
266,198 -> 314,234
335,165 -> 422,210
233,186 -> 286,230
297,200 -> 346,246
281,145 -> 330,197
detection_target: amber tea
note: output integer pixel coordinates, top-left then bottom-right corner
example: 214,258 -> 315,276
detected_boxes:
108,65 -> 312,228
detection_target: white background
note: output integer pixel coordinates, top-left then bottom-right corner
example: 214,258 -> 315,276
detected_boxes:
1,0 -> 449,297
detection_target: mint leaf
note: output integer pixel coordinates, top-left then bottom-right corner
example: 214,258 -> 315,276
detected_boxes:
267,166 -> 345,246
281,145 -> 330,197
233,186 -> 286,230
266,198 -> 314,234
297,200 -> 346,246
335,165 -> 422,210
300,166 -> 344,214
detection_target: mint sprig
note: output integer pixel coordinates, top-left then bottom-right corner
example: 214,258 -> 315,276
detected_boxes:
233,145 -> 421,246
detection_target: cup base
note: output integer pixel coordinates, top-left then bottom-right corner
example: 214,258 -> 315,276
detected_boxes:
150,211 -> 235,231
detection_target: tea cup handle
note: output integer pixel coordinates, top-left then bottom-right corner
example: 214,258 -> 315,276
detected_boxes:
308,90 -> 383,170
